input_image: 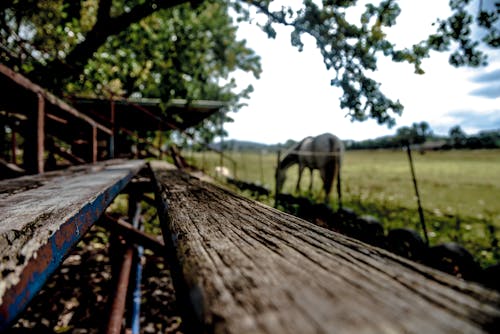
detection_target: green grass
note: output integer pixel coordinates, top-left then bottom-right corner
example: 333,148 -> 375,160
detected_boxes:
186,149 -> 500,267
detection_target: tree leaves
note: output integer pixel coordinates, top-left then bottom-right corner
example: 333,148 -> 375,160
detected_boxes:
238,0 -> 409,125
395,121 -> 433,146
236,0 -> 498,126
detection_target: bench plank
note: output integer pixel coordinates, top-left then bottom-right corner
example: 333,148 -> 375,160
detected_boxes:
152,166 -> 500,334
0,160 -> 145,329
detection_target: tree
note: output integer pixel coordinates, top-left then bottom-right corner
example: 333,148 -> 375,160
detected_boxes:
395,121 -> 433,146
449,125 -> 467,148
66,2 -> 260,99
1,0 -> 261,144
1,0 -> 498,128
232,0 -> 498,126
412,121 -> 433,142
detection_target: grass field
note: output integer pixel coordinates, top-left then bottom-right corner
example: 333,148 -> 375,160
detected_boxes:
186,149 -> 500,267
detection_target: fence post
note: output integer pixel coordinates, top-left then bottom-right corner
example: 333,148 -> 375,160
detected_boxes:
36,93 -> 45,173
274,150 -> 281,208
406,144 -> 429,246
259,149 -> 264,185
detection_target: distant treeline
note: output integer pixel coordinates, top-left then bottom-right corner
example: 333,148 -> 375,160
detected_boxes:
210,127 -> 500,152
212,140 -> 281,152
347,128 -> 500,150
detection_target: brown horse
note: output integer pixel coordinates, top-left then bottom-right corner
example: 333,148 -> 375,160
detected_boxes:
276,133 -> 344,206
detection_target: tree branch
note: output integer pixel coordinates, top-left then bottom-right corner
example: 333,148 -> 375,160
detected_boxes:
35,0 -> 203,91
96,0 -> 112,24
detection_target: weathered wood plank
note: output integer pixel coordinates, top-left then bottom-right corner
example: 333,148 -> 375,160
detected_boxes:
0,159 -> 145,330
151,165 -> 500,334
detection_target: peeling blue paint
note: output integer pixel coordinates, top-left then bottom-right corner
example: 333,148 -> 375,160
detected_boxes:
0,165 -> 143,331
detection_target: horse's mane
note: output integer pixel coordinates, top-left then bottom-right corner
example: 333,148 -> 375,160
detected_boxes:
279,137 -> 311,169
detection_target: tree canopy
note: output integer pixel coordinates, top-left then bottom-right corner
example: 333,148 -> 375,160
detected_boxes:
394,121 -> 433,146
1,0 -> 498,130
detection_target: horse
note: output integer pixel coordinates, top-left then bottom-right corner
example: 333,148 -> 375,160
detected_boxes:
276,133 -> 344,207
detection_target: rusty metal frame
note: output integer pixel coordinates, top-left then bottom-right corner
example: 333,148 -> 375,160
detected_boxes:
102,214 -> 165,253
92,125 -> 98,163
37,93 -> 45,173
106,193 -> 144,334
11,126 -> 17,164
0,161 -> 144,331
107,246 -> 134,334
0,64 -> 111,135
0,63 -> 112,170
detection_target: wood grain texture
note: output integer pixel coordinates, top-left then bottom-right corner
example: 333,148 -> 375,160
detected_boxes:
152,166 -> 500,334
0,159 -> 145,329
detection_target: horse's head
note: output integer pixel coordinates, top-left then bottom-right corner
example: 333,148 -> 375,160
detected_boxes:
275,166 -> 287,193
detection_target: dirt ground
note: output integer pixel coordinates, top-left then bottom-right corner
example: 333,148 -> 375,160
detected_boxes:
6,225 -> 183,334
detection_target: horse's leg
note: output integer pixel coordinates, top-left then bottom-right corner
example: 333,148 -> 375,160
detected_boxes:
320,167 -> 334,204
296,165 -> 304,194
335,158 -> 342,210
308,168 -> 314,194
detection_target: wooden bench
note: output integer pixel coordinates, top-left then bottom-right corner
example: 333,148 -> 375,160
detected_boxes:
2,160 -> 500,332
0,159 -> 145,330
150,162 -> 500,333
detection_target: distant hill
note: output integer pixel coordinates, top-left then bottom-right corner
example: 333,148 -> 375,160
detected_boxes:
215,128 -> 500,152
210,140 -> 281,152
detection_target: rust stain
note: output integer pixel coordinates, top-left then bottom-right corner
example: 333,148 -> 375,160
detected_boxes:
0,235 -> 54,326
1,162 -> 144,329
54,219 -> 76,250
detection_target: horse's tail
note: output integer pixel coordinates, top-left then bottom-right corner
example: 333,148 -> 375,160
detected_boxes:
328,135 -> 343,209
337,156 -> 342,209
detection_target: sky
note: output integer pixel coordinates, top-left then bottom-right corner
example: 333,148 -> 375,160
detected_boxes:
224,1 -> 500,144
